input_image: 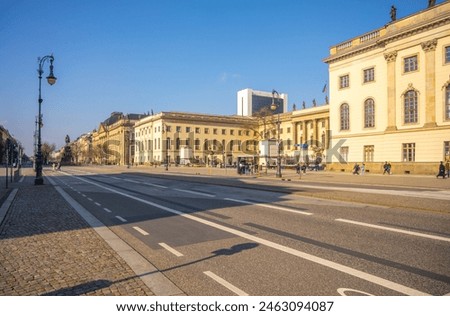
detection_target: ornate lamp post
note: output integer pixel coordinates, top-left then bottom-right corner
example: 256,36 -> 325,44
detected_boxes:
270,89 -> 282,178
35,55 -> 57,185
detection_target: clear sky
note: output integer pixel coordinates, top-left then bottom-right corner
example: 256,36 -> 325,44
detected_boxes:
0,0 -> 443,156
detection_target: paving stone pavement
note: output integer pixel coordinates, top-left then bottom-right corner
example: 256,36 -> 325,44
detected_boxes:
0,170 -> 154,296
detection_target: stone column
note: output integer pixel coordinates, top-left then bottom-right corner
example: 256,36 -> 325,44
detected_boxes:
421,39 -> 438,128
384,51 -> 398,131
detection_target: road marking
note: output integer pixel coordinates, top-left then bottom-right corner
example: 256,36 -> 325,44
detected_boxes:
82,194 -> 86,197
94,202 -> 101,207
335,218 -> 450,243
124,179 -> 140,183
63,172 -> 431,296
103,208 -> 112,213
87,197 -> 93,201
204,271 -> 248,296
115,216 -> 127,222
337,288 -> 374,296
174,188 -> 215,197
19,176 -> 25,183
225,198 -> 313,216
133,226 -> 149,236
144,182 -> 168,189
298,184 -> 450,201
159,242 -> 184,257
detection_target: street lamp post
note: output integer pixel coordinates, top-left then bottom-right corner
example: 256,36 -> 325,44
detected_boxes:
270,89 -> 282,178
35,55 -> 57,185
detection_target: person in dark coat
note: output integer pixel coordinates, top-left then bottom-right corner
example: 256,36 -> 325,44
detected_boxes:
436,161 -> 446,179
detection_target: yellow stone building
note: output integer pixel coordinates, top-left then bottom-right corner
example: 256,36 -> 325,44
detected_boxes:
91,112 -> 148,165
133,106 -> 329,168
324,2 -> 450,174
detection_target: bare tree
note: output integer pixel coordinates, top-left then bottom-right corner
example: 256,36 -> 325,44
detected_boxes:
41,142 -> 56,164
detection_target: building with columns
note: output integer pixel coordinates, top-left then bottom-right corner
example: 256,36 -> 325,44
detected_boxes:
133,106 -> 329,168
324,2 -> 450,174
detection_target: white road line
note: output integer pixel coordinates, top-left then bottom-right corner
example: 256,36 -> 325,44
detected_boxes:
115,216 -> 127,222
133,226 -> 149,236
62,171 -> 431,296
103,208 -> 112,213
94,202 -> 101,207
19,176 -> 25,183
144,182 -> 168,189
82,194 -> 87,197
124,179 -> 140,183
336,218 -> 450,243
204,271 -> 249,296
225,198 -> 313,216
87,197 -> 93,201
159,243 -> 184,257
174,188 -> 215,197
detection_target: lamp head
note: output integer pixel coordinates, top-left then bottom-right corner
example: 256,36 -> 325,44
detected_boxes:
46,58 -> 57,85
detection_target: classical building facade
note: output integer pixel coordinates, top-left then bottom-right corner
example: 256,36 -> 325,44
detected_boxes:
133,107 -> 329,168
91,112 -> 148,165
324,2 -> 450,174
134,112 -> 258,166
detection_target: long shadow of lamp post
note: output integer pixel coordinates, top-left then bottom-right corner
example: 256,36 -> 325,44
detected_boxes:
35,55 -> 57,185
270,89 -> 282,178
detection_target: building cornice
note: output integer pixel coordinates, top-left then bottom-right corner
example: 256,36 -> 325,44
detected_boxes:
324,3 -> 450,65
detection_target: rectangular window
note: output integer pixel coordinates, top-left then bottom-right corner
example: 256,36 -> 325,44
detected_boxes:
364,145 -> 374,162
444,141 -> 450,159
404,56 -> 418,73
195,139 -> 200,150
363,68 -> 375,83
230,129 -> 234,135
222,129 -> 226,135
213,129 -> 218,135
339,75 -> 349,89
445,46 -> 450,64
204,128 -> 209,134
340,146 -> 349,162
176,126 -> 181,132
445,86 -> 450,120
195,127 -> 200,134
402,143 -> 415,162
186,127 -> 191,133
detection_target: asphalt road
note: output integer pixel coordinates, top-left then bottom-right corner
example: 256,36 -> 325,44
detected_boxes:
46,166 -> 450,296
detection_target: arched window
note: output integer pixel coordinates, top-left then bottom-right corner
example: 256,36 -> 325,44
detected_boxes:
404,90 -> 418,124
364,98 -> 375,128
446,85 -> 450,120
340,103 -> 350,130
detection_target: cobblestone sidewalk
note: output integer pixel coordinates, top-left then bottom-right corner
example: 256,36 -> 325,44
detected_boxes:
0,177 -> 153,296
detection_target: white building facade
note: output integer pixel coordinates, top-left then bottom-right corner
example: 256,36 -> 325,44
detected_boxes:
237,88 -> 288,117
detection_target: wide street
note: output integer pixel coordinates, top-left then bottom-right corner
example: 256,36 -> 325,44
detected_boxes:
42,165 -> 450,296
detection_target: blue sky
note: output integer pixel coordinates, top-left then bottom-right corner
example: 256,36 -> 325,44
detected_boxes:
0,0 -> 441,156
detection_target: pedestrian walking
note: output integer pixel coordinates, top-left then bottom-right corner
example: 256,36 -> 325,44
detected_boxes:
383,161 -> 391,175
436,161 -> 446,179
352,163 -> 360,175
361,163 -> 365,175
446,160 -> 450,178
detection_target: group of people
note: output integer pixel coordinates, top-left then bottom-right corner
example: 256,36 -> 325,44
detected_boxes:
352,163 -> 366,175
436,161 -> 450,179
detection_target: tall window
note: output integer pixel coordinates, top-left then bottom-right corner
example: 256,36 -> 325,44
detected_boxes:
340,146 -> 349,162
404,55 -> 418,73
404,90 -> 418,124
445,46 -> 450,64
340,103 -> 350,130
402,143 -> 415,162
339,75 -> 349,89
364,98 -> 375,128
364,145 -> 374,162
444,141 -> 450,159
363,68 -> 375,83
446,85 -> 450,120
